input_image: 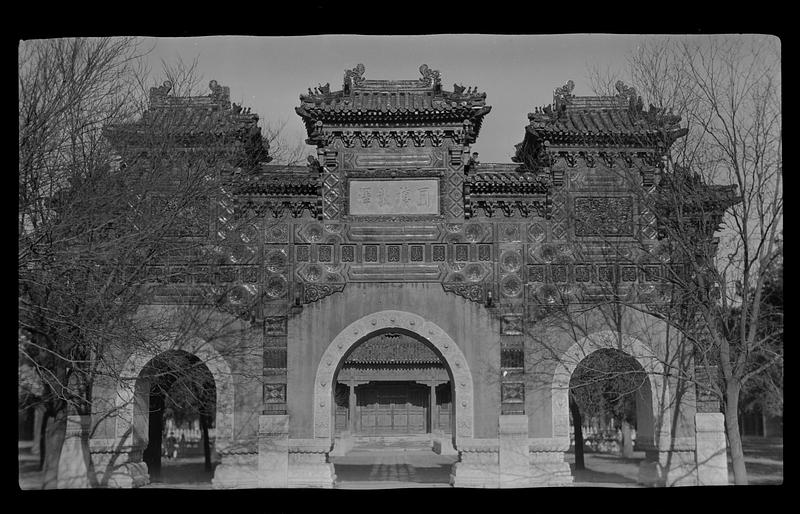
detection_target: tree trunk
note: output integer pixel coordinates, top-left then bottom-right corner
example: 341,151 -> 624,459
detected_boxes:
569,394 -> 585,470
37,409 -> 48,470
41,409 -> 67,489
621,420 -> 634,458
200,414 -> 211,472
725,384 -> 748,485
143,392 -> 163,482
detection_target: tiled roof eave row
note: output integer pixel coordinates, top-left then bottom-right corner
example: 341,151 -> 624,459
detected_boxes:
524,127 -> 678,147
296,106 -> 489,121
343,360 -> 444,365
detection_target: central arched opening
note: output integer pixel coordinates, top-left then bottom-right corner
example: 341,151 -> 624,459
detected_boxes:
137,350 -> 217,485
334,331 -> 453,443
322,315 -> 471,488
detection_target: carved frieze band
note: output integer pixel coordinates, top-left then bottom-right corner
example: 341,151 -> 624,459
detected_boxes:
325,129 -> 471,149
550,150 -> 663,170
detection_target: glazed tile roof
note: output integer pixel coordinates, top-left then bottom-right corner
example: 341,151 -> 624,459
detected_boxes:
296,64 -> 491,136
513,80 -> 689,163
344,333 -> 442,365
105,80 -> 269,160
469,166 -> 551,195
233,165 -> 318,196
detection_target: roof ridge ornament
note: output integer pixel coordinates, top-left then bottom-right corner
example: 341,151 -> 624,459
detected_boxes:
343,63 -> 366,94
209,80 -> 231,108
615,80 -> 643,111
419,64 -> 442,90
148,80 -> 173,107
553,79 -> 575,112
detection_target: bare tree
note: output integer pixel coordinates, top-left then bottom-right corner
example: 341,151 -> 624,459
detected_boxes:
18,37 -> 279,488
581,35 -> 782,485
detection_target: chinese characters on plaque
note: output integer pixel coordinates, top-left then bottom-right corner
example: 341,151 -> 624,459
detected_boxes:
349,179 -> 439,216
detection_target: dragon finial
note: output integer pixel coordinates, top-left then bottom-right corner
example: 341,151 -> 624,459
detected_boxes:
419,64 -> 441,87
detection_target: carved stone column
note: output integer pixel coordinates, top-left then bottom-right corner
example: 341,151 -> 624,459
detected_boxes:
348,383 -> 357,434
429,382 -> 438,432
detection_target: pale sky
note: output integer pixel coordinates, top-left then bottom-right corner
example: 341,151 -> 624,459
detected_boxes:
142,35 -> 675,163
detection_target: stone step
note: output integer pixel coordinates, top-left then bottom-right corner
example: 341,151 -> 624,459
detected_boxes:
350,435 -> 433,451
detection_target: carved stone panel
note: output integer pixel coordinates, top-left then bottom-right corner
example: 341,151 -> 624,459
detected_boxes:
573,196 -> 634,237
264,383 -> 287,404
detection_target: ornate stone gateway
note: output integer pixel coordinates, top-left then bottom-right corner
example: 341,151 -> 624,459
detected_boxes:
93,65 -> 739,488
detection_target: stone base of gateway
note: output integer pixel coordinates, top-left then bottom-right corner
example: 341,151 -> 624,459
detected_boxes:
85,414 -> 722,488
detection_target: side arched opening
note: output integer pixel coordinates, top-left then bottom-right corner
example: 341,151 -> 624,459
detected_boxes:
552,331 -> 671,484
136,350 -> 217,483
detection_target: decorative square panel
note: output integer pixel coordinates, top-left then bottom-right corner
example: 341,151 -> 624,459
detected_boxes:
455,244 -> 469,262
501,314 -> 523,335
217,266 -> 237,283
641,265 -> 661,282
264,383 -> 287,404
364,245 -> 379,262
263,348 -> 287,368
501,348 -> 525,369
241,265 -> 259,283
620,266 -> 637,282
574,265 -> 592,282
341,245 -> 355,263
478,244 -> 491,261
551,265 -> 568,283
432,245 -> 446,262
265,316 -> 287,336
295,245 -> 310,262
501,382 -> 525,403
387,245 -> 401,262
597,265 -> 615,283
527,222 -> 546,243
410,245 -> 424,262
528,265 -> 545,283
318,245 -> 333,263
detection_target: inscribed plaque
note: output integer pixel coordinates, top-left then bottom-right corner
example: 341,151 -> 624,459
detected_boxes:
349,179 -> 439,216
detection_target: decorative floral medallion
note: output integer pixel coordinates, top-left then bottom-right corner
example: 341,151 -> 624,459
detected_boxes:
500,251 -> 522,272
501,275 -> 523,297
266,249 -> 287,271
265,224 -> 288,243
464,224 -> 483,242
265,276 -> 288,298
305,223 -> 323,242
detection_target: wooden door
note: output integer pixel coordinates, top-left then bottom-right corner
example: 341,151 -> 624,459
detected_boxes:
357,383 -> 428,435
